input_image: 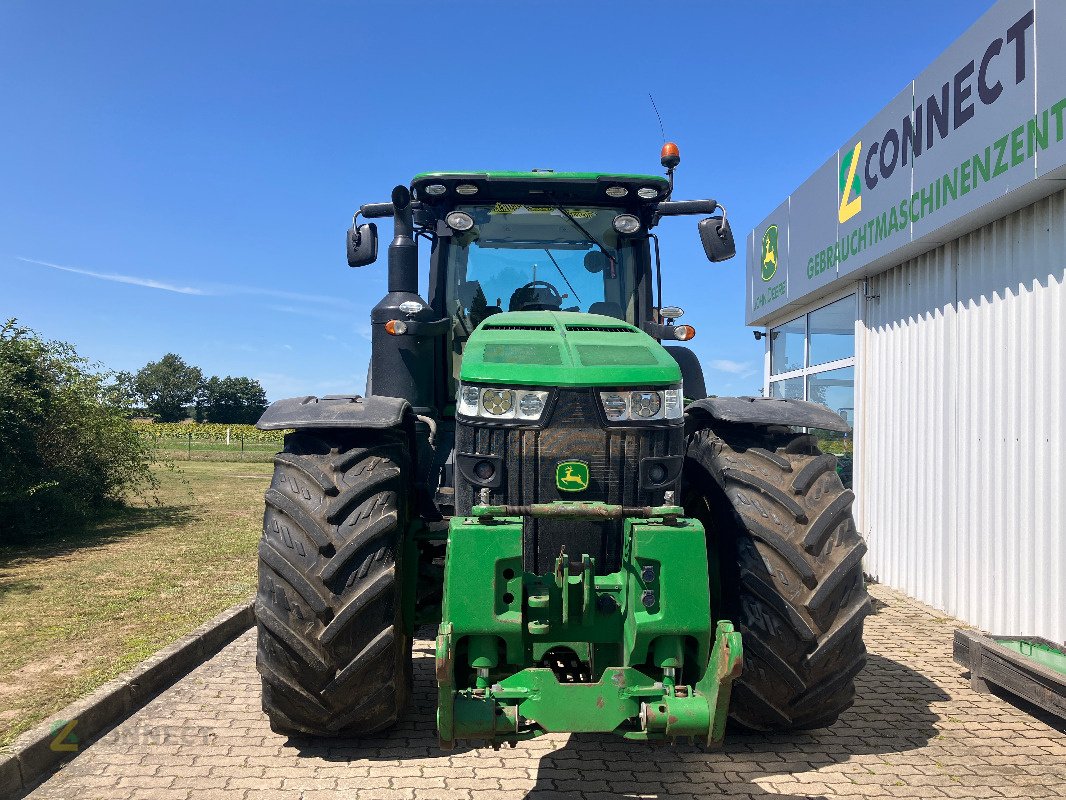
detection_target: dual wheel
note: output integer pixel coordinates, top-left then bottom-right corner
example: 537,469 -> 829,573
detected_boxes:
255,423 -> 869,736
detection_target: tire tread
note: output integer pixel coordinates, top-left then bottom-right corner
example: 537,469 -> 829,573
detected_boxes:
256,429 -> 411,737
684,421 -> 870,732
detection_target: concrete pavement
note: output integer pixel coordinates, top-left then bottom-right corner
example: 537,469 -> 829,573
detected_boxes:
25,584 -> 1066,799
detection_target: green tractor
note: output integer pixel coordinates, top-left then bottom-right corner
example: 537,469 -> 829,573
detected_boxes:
254,147 -> 870,748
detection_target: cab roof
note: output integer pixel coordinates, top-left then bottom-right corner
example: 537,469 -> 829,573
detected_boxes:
411,171 -> 670,206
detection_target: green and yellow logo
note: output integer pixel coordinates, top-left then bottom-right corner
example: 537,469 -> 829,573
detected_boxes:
555,461 -> 589,492
760,225 -> 779,282
838,140 -> 862,223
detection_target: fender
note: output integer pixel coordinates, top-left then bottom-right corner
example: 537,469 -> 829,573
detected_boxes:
256,394 -> 410,431
685,396 -> 851,433
664,345 -> 708,400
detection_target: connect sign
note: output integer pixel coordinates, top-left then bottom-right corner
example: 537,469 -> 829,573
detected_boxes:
747,0 -> 1066,325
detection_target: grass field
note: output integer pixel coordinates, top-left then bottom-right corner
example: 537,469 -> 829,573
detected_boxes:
0,461 -> 271,748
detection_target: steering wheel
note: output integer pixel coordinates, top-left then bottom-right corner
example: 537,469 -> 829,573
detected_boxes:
509,279 -> 564,311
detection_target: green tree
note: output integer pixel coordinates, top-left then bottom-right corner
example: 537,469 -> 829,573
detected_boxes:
0,320 -> 156,541
100,370 -> 140,415
135,353 -> 203,422
201,376 -> 269,425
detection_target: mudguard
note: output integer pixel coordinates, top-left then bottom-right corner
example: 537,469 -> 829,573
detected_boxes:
685,396 -> 851,433
255,394 -> 410,431
664,345 -> 707,400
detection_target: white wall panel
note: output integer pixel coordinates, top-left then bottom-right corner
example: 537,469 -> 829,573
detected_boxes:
858,190 -> 1066,642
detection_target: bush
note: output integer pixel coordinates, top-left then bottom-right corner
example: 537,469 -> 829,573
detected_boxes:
0,320 -> 156,542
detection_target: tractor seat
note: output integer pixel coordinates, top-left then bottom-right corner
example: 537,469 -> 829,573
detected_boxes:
588,301 -> 624,319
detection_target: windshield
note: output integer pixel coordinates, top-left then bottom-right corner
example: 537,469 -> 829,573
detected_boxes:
445,204 -> 638,331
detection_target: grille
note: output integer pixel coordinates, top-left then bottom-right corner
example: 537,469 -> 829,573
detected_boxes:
564,325 -> 636,333
455,389 -> 683,574
482,324 -> 555,331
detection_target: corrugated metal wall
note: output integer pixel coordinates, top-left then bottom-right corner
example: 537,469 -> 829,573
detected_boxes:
858,189 -> 1066,643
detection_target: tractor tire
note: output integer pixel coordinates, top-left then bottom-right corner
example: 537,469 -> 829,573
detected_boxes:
255,429 -> 412,737
683,421 -> 871,731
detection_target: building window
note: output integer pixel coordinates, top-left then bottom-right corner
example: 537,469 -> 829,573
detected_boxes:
765,293 -> 857,487
770,316 -> 805,375
807,366 -> 854,426
808,296 -> 855,366
769,376 -> 804,399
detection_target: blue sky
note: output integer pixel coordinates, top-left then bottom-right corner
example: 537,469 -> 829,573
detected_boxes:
0,1 -> 990,400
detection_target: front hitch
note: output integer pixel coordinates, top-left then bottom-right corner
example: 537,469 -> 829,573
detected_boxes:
434,501 -> 743,749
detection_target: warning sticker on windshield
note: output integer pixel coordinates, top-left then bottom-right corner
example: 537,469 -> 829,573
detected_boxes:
491,203 -> 596,219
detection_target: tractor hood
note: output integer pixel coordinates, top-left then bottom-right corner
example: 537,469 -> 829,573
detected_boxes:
459,311 -> 681,388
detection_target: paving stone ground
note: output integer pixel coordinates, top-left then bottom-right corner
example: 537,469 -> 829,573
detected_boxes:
25,583 -> 1066,799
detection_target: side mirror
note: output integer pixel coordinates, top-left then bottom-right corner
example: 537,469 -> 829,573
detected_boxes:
698,216 -> 736,262
346,222 -> 378,267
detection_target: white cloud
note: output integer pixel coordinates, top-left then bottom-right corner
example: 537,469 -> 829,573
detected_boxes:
709,359 -> 757,376
215,284 -> 357,310
14,256 -> 358,313
261,304 -> 351,322
16,256 -> 209,295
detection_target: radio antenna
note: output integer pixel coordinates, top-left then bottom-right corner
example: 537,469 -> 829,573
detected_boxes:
649,93 -> 667,142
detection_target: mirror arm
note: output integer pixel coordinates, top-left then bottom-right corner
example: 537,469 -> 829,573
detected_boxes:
360,200 -> 423,219
641,321 -> 682,340
653,198 -> 719,223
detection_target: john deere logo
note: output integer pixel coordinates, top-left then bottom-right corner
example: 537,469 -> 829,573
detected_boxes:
838,140 -> 862,223
556,461 -> 589,492
760,225 -> 778,282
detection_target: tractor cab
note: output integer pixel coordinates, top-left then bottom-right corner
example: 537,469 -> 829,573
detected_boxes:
416,172 -> 670,399
348,164 -> 735,419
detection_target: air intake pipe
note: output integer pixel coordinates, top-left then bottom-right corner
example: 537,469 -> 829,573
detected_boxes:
369,185 -> 437,414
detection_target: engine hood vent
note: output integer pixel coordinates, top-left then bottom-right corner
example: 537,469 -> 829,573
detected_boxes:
565,325 -> 635,333
461,311 -> 681,387
483,323 -> 555,332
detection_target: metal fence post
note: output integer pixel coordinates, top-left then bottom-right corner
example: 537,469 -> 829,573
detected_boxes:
187,431 -> 192,460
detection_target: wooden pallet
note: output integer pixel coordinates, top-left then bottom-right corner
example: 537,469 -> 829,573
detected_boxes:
953,629 -> 1066,721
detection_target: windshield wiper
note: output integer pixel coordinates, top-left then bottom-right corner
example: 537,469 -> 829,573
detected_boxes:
542,249 -> 581,304
547,194 -> 617,279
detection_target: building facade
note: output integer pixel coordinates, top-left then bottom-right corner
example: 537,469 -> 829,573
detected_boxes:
747,0 -> 1064,642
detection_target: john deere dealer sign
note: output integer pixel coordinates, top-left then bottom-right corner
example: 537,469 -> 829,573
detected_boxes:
747,0 -> 1066,325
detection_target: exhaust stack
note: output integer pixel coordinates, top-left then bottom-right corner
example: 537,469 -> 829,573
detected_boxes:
388,185 -> 418,294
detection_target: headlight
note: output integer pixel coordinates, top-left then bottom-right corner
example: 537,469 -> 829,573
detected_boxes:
445,210 -> 475,231
457,383 -> 549,422
599,384 -> 684,421
458,385 -> 481,416
518,392 -> 545,418
631,391 -> 661,418
612,213 -> 641,235
482,389 -> 513,416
